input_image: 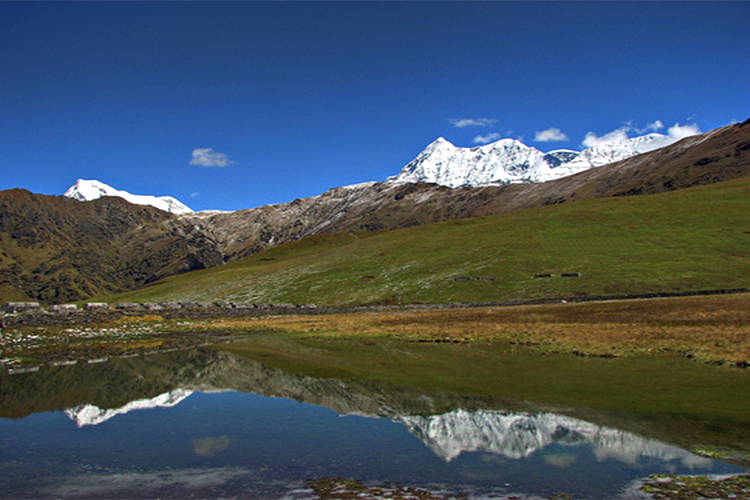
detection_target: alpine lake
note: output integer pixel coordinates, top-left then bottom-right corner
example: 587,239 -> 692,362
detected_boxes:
1,333 -> 749,499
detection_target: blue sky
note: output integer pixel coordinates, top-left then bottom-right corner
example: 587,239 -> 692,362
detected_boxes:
1,2 -> 748,212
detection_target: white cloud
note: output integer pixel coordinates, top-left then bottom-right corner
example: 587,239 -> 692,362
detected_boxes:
450,118 -> 498,128
645,120 -> 664,132
581,121 -> 701,151
581,128 -> 631,148
534,127 -> 569,143
666,122 -> 700,141
190,148 -> 234,168
472,132 -> 502,144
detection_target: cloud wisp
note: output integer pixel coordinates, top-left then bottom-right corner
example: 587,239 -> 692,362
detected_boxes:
582,121 -> 700,151
534,127 -> 569,143
665,122 -> 701,141
190,148 -> 234,168
472,132 -> 503,144
643,120 -> 664,133
581,128 -> 631,149
450,118 -> 498,128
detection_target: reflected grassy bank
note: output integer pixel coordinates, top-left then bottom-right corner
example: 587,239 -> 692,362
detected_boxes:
218,334 -> 750,465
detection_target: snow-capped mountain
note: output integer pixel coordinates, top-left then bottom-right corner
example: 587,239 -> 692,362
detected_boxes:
387,132 -> 682,188
64,179 -> 193,215
395,409 -> 711,467
65,389 -> 194,427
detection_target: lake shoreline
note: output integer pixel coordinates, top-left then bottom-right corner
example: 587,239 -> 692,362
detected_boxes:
3,286 -> 750,329
3,290 -> 750,373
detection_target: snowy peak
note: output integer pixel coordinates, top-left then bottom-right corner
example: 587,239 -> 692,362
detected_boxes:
388,131 -> 691,188
391,137 -> 547,188
64,179 -> 193,215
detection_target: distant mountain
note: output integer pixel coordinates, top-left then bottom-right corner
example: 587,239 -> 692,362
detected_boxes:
64,179 -> 193,215
388,132 -> 691,187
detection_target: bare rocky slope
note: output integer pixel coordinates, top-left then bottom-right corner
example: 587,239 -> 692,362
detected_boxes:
1,119 -> 748,303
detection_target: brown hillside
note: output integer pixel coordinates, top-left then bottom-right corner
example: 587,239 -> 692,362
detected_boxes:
0,191 -> 222,303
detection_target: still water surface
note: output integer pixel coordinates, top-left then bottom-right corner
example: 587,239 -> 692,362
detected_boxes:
0,347 -> 745,499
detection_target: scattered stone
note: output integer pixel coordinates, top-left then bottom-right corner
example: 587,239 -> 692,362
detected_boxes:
83,302 -> 110,311
115,302 -> 140,310
7,366 -> 41,375
5,302 -> 42,313
49,360 -> 77,366
639,473 -> 750,499
49,304 -> 78,314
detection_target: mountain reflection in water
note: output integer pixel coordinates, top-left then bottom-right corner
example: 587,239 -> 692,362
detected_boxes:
0,346 -> 745,499
396,409 -> 711,467
65,386 -> 712,470
65,388 -> 194,427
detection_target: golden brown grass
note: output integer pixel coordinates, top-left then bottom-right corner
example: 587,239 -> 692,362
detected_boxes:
209,293 -> 750,366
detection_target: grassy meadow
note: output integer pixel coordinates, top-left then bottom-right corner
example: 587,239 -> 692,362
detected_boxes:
205,292 -> 750,367
105,176 -> 750,307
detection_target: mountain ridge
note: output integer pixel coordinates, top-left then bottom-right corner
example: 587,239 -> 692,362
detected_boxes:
387,129 -> 695,188
64,179 -> 193,215
1,120 -> 748,304
59,126 -> 700,214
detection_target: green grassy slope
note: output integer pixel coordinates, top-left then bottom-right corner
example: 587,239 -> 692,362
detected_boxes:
106,176 -> 750,306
